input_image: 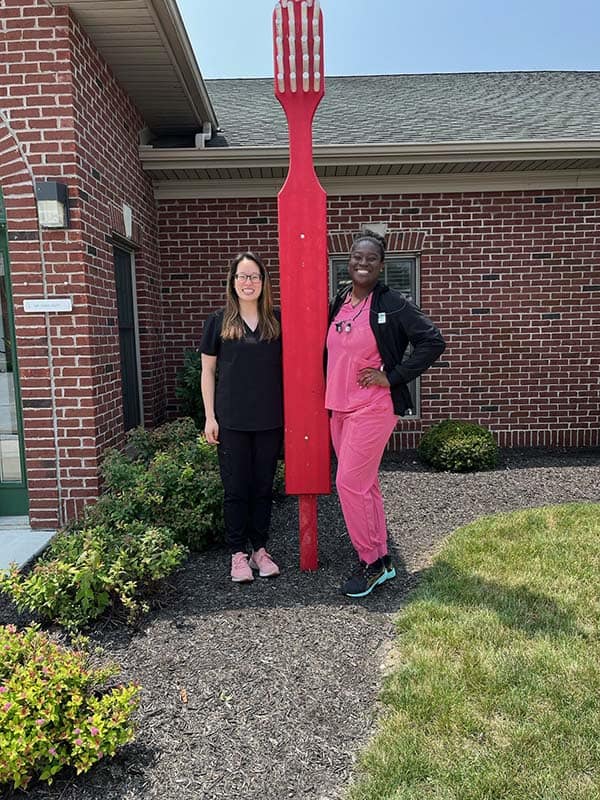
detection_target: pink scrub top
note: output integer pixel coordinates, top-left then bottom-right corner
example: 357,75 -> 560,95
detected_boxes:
325,293 -> 389,412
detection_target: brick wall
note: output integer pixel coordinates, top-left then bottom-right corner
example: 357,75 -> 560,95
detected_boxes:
69,14 -> 162,442
1,0 -> 161,526
158,197 -> 280,416
1,0 -> 77,526
158,189 -> 600,450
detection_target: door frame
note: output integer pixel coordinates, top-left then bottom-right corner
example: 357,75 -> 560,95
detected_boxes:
113,243 -> 144,430
0,187 -> 29,515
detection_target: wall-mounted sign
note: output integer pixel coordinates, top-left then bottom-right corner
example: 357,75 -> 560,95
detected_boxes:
123,203 -> 133,238
23,297 -> 73,313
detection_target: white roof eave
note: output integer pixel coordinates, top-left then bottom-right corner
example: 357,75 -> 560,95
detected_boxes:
139,138 -> 600,171
47,0 -> 218,134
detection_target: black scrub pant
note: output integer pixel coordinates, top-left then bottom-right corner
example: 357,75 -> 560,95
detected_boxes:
217,427 -> 283,554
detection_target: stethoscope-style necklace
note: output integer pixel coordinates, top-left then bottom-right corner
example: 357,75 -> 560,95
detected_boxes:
334,293 -> 369,334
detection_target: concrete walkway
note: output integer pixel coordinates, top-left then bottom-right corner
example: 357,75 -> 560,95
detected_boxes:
0,517 -> 55,572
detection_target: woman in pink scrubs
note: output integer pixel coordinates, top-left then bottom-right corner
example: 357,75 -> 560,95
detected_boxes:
326,231 -> 445,597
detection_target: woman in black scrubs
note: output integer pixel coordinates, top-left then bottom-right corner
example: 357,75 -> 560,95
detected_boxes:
200,252 -> 283,583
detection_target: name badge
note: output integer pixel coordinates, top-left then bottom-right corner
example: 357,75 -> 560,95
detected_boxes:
377,312 -> 387,324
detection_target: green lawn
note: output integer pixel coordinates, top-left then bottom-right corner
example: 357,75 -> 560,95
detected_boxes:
348,503 -> 600,800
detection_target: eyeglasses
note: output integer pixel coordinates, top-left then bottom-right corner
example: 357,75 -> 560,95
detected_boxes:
235,273 -> 263,284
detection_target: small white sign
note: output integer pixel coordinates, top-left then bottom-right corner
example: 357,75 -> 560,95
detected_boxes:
123,203 -> 133,238
23,297 -> 73,313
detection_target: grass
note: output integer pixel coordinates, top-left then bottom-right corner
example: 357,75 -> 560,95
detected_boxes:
347,502 -> 600,800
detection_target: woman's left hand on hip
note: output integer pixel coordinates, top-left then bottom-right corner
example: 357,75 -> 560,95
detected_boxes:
357,367 -> 390,388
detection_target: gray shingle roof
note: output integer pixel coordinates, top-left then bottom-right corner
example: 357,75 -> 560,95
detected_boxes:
205,71 -> 600,148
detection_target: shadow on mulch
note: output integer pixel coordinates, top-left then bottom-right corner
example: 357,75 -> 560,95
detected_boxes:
381,445 -> 600,472
0,742 -> 157,800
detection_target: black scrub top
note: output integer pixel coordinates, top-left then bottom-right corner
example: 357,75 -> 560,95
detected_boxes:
200,309 -> 283,431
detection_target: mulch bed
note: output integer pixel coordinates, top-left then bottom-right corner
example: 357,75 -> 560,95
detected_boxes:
2,448 -> 599,800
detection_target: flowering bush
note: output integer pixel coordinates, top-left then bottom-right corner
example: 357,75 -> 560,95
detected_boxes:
0,521 -> 186,630
0,625 -> 140,790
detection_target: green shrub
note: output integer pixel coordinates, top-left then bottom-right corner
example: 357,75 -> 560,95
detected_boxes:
0,418 -> 227,630
0,624 -> 140,790
126,416 -> 199,463
97,434 -> 224,551
175,350 -> 205,428
0,522 -> 186,630
418,419 -> 499,472
273,459 -> 285,497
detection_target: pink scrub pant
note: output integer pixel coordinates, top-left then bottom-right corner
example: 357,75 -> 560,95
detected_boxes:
330,397 -> 398,565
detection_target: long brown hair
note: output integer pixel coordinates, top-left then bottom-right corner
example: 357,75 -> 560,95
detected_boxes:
221,252 -> 280,341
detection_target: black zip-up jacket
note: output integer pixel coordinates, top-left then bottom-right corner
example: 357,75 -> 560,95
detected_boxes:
328,282 -> 446,415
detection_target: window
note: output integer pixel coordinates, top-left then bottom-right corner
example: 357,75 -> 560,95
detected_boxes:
329,254 -> 420,415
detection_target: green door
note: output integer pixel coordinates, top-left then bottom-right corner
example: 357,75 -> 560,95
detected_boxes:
0,188 -> 28,516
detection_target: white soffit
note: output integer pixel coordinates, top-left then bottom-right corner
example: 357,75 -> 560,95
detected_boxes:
140,139 -> 600,196
48,0 -> 217,134
151,169 -> 600,199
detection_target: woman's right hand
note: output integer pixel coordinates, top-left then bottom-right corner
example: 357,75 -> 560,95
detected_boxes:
204,417 -> 220,445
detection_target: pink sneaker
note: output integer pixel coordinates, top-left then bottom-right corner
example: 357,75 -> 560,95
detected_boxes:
249,548 -> 280,578
231,552 -> 254,583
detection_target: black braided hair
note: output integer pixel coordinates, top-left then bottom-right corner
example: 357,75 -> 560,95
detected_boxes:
351,229 -> 386,260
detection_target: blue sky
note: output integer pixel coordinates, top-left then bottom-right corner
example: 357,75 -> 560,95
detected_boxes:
178,0 -> 600,79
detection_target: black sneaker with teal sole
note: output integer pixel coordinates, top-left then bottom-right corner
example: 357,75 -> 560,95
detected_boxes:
382,554 -> 396,581
341,558 -> 387,598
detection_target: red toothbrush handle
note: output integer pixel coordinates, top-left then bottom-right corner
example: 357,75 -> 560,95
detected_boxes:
278,161 -> 330,495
